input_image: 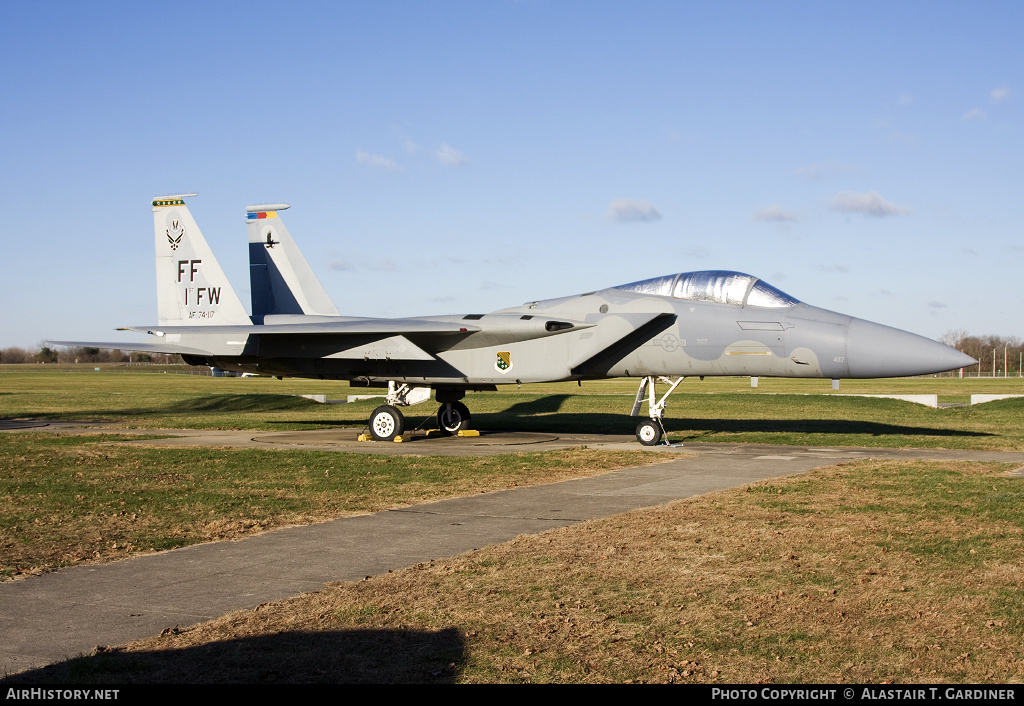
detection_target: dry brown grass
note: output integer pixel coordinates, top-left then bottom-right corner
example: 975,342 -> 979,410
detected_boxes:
17,458 -> 1023,684
2,432 -> 680,581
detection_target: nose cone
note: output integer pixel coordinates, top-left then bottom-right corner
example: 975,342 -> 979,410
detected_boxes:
847,318 -> 977,378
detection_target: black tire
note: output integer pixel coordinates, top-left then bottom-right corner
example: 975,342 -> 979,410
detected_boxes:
369,405 -> 405,441
635,419 -> 662,446
437,401 -> 471,436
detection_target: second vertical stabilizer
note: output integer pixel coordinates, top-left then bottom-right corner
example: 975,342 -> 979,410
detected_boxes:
247,204 -> 339,323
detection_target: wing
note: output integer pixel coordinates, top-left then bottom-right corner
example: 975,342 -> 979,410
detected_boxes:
92,314 -> 594,362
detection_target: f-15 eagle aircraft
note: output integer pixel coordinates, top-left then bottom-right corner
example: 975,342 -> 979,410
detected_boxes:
51,194 -> 977,445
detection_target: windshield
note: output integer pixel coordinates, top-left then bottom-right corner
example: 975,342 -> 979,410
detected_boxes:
612,270 -> 799,308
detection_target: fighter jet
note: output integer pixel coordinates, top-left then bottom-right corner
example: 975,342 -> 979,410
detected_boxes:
50,194 -> 977,445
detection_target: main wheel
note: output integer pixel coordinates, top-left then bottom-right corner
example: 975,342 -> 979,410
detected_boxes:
635,419 -> 662,446
369,404 -> 405,441
437,401 -> 471,436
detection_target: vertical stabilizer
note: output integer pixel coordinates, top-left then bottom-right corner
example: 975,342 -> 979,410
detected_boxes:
247,204 -> 339,323
153,195 -> 251,326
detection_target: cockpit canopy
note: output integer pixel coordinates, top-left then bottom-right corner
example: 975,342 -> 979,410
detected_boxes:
612,270 -> 800,308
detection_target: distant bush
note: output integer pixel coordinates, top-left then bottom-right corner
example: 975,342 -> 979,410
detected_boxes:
0,347 -> 32,364
941,330 -> 1022,376
0,346 -> 182,365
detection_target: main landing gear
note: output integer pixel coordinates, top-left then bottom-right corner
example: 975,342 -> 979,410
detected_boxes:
368,404 -> 405,441
365,383 -> 472,441
366,381 -> 416,441
631,375 -> 684,446
437,400 -> 471,436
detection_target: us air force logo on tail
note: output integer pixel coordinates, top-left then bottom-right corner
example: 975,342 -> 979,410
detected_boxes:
495,351 -> 513,374
167,220 -> 184,251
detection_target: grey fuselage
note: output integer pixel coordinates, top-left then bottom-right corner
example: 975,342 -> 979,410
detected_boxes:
192,279 -> 972,389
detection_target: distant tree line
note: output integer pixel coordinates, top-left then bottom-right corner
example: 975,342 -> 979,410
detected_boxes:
940,331 -> 1023,377
0,346 -> 182,365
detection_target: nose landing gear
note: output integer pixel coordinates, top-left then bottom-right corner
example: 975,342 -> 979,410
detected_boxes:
631,375 -> 684,446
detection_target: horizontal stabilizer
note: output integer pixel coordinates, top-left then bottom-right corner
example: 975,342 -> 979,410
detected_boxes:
45,340 -> 214,356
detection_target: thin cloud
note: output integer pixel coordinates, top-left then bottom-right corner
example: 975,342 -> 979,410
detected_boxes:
897,91 -> 914,107
886,130 -> 918,144
991,87 -> 1010,103
794,162 -> 857,181
829,191 -> 910,217
928,301 -> 948,309
329,256 -> 399,272
817,264 -> 850,274
607,198 -> 662,223
370,258 -> 400,272
356,150 -> 401,170
435,143 -> 467,167
480,280 -> 513,291
961,108 -> 986,122
753,205 -> 798,223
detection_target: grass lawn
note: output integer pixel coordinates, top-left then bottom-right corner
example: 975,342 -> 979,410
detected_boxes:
2,367 -> 1023,682
8,458 -> 1023,684
3,366 -> 1024,449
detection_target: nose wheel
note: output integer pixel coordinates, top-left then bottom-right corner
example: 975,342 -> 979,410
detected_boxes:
635,419 -> 663,446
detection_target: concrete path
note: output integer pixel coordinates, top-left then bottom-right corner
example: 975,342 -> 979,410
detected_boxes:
2,435 -> 1022,676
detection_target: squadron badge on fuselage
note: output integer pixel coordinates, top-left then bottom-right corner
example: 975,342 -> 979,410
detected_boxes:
495,351 -> 512,374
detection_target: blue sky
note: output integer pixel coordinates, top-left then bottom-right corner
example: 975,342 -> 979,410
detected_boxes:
2,1 -> 1020,348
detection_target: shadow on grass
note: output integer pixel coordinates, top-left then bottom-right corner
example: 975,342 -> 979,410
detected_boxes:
669,417 -> 994,438
10,394 -> 321,421
171,394 -> 315,413
2,627 -> 464,684
503,394 -> 574,415
467,412 -> 994,439
8,392 -> 997,441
